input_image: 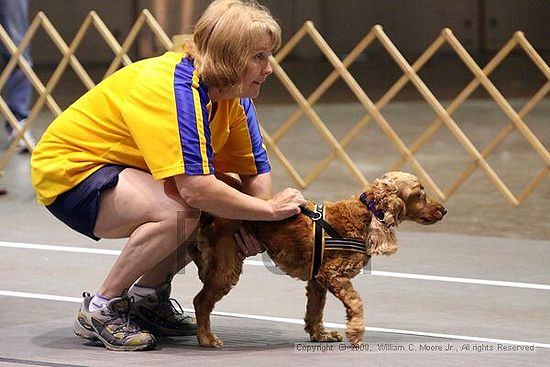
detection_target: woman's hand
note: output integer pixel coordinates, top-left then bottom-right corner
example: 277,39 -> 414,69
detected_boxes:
173,174 -> 305,221
234,187 -> 305,259
234,226 -> 265,260
267,187 -> 306,221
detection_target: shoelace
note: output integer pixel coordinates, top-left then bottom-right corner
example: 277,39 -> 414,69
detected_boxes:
81,291 -> 143,334
158,297 -> 193,321
103,296 -> 141,334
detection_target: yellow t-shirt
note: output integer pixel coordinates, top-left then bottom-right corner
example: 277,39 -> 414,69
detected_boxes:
31,51 -> 270,206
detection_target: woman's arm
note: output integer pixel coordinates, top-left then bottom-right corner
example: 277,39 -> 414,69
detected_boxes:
214,172 -> 272,199
239,172 -> 272,199
170,174 -> 304,221
211,172 -> 275,258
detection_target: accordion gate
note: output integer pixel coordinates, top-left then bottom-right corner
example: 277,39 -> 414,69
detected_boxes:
0,11 -> 548,206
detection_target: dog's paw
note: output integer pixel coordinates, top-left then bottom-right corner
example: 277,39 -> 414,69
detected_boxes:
210,337 -> 224,348
327,330 -> 343,342
347,333 -> 364,346
198,334 -> 224,348
311,330 -> 343,342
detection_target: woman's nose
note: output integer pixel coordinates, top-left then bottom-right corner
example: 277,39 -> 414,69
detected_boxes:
264,60 -> 273,76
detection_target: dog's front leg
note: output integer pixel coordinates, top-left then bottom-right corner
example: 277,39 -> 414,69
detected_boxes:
304,279 -> 343,342
320,276 -> 364,345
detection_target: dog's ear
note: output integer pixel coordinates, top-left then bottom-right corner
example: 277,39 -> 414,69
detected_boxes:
379,193 -> 406,227
367,215 -> 399,256
365,176 -> 405,256
370,177 -> 406,227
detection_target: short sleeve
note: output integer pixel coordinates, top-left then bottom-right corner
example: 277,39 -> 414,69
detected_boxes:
213,98 -> 271,175
122,55 -> 214,178
173,57 -> 214,175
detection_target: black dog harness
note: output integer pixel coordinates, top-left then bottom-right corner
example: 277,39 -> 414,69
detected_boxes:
298,205 -> 359,279
300,194 -> 386,279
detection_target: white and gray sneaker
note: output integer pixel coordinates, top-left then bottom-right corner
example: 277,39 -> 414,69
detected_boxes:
73,292 -> 156,351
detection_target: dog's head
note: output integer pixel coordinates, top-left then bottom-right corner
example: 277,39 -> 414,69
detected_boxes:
361,171 -> 446,256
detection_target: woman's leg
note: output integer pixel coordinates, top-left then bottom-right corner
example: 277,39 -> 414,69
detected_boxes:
93,168 -> 199,298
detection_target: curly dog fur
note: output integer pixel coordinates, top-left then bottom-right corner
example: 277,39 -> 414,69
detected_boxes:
188,171 -> 446,347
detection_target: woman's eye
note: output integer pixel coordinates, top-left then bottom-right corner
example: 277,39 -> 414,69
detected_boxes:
254,52 -> 269,62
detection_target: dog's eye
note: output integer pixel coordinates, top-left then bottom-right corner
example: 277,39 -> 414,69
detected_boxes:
411,190 -> 425,200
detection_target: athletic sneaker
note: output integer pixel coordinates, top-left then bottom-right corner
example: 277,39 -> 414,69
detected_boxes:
73,292 -> 156,351
130,282 -> 197,337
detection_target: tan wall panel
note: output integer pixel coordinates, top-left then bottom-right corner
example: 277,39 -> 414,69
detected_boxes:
486,0 -> 550,50
27,0 -> 549,64
29,0 -> 133,65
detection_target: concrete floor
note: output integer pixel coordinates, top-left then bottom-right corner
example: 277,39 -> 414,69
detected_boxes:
0,60 -> 549,365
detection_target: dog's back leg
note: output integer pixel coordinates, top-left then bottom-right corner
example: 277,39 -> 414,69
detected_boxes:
304,279 -> 343,342
319,276 -> 364,345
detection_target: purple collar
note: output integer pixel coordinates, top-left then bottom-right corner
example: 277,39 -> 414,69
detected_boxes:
359,193 -> 385,222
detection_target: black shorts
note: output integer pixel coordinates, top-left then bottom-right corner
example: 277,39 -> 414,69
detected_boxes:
46,165 -> 127,240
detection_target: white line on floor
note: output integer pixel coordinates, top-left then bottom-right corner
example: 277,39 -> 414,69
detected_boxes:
245,260 -> 550,290
0,289 -> 549,349
2,241 -> 550,291
0,290 -> 82,303
370,271 -> 550,291
0,241 -> 121,255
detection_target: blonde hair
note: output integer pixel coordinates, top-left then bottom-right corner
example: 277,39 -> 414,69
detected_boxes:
186,0 -> 281,90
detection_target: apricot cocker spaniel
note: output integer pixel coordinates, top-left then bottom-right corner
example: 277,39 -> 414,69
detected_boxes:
188,171 -> 447,347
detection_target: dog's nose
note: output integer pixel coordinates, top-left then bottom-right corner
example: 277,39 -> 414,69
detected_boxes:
441,208 -> 447,217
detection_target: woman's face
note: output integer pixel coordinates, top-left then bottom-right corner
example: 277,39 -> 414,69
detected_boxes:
240,42 -> 274,98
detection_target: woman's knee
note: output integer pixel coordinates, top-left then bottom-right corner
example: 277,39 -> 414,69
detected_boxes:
159,203 -> 201,235
94,168 -> 199,238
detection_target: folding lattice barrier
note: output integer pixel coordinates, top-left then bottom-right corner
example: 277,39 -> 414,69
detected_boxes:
0,10 -> 172,172
0,12 -> 548,206
265,22 -> 549,206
